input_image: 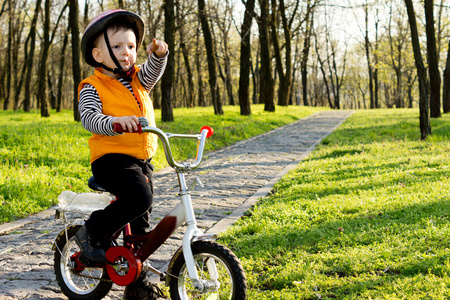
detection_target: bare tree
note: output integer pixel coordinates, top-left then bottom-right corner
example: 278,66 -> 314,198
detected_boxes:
37,0 -> 52,117
387,1 -> 408,108
176,1 -> 195,108
404,0 -> 431,139
363,1 -> 375,109
424,0 -> 441,118
314,32 -> 333,109
301,0 -> 315,107
69,0 -> 82,121
161,0 -> 174,121
198,0 -> 223,114
238,0 -> 256,115
270,0 -> 299,106
443,39 -> 450,113
3,0 -> 13,110
57,25 -> 70,113
213,0 -> 235,107
258,0 -> 275,112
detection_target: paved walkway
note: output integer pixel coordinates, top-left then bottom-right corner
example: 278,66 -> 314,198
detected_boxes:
0,110 -> 353,300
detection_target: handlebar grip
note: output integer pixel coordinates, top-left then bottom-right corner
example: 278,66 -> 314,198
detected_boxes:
201,126 -> 214,138
113,123 -> 142,134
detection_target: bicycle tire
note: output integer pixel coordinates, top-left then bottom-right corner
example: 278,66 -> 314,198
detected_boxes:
54,225 -> 113,300
168,241 -> 247,300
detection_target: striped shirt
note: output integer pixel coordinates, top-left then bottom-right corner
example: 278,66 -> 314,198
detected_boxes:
79,53 -> 167,136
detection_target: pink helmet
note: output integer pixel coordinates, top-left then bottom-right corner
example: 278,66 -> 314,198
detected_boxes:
81,9 -> 145,67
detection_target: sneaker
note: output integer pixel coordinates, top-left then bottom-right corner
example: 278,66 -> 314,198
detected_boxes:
74,225 -> 107,263
123,272 -> 165,300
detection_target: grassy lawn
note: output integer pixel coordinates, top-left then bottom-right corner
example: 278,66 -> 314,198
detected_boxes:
220,109 -> 450,299
0,104 -> 325,224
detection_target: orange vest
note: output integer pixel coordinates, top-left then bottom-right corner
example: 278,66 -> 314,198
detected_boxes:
78,67 -> 157,163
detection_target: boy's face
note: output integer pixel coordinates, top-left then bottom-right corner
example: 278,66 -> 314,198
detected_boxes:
92,28 -> 137,78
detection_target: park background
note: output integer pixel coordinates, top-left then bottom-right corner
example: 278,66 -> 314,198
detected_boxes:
1,0 -> 450,298
0,0 -> 448,127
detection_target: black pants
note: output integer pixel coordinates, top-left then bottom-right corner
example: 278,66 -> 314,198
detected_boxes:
85,153 -> 154,240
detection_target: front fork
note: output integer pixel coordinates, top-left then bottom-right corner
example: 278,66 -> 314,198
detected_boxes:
175,173 -> 217,290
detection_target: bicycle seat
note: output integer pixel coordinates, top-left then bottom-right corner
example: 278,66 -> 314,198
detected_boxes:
88,176 -> 106,192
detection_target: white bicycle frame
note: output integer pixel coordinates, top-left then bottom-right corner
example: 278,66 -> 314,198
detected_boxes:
142,125 -> 217,289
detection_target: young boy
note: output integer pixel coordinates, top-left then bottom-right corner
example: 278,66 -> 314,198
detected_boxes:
76,9 -> 168,299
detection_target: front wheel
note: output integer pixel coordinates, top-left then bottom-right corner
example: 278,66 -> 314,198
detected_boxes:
53,225 -> 113,300
168,241 -> 247,300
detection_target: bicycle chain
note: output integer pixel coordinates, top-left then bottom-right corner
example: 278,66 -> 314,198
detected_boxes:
70,269 -> 113,282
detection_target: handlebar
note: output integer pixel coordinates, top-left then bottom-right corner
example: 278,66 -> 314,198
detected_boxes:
113,123 -> 214,172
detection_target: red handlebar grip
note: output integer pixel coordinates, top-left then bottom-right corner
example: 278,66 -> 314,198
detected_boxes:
113,123 -> 142,134
201,126 -> 214,138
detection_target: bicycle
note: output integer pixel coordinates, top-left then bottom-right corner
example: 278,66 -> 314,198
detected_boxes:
52,121 -> 247,300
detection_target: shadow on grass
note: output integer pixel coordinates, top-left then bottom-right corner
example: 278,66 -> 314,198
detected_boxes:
229,195 -> 450,298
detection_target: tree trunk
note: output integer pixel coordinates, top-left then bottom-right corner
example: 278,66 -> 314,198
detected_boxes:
224,54 -> 234,106
24,0 -> 42,112
57,27 -> 69,112
4,0 -> 12,110
180,42 -> 195,108
238,0 -> 255,116
270,0 -> 293,107
258,0 -> 274,112
425,0 -> 441,118
404,0 -> 431,139
315,35 -> 333,109
374,9 -> 379,108
37,0 -> 51,118
161,0 -> 174,121
301,0 -> 313,106
198,0 -> 223,115
69,0 -> 81,121
15,27 -> 30,111
195,25 -> 205,107
12,15 -> 24,111
443,39 -> 450,113
47,70 -> 56,109
364,2 -> 374,109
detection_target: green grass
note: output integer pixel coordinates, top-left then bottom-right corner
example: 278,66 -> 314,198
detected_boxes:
0,105 -> 324,224
220,109 -> 450,299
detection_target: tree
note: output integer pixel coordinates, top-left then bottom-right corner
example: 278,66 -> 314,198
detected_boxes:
238,0 -> 256,116
37,0 -> 52,117
404,0 -> 431,139
177,1 -> 195,108
23,0 -> 42,112
57,25 -> 70,113
258,0 -> 274,112
198,0 -> 223,115
424,0 -> 441,118
213,0 -> 235,107
69,0 -> 82,121
161,0 -> 174,122
363,1 -> 375,109
387,1 -> 408,108
443,40 -> 450,113
301,0 -> 315,107
270,0 -> 299,107
3,0 -> 12,110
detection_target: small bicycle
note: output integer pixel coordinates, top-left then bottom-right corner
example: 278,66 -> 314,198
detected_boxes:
52,121 -> 247,300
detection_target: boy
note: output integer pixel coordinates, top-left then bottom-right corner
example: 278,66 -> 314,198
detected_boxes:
76,9 -> 168,299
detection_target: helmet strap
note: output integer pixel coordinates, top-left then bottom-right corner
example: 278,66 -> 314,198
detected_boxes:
102,30 -> 134,82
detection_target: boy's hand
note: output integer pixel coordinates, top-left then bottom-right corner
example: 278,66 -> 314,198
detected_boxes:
146,38 -> 168,58
112,116 -> 139,132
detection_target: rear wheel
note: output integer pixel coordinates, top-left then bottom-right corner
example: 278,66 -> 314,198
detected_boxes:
54,225 -> 113,300
168,241 -> 247,300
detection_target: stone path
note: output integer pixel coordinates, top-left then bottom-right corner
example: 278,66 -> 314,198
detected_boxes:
0,110 -> 353,300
